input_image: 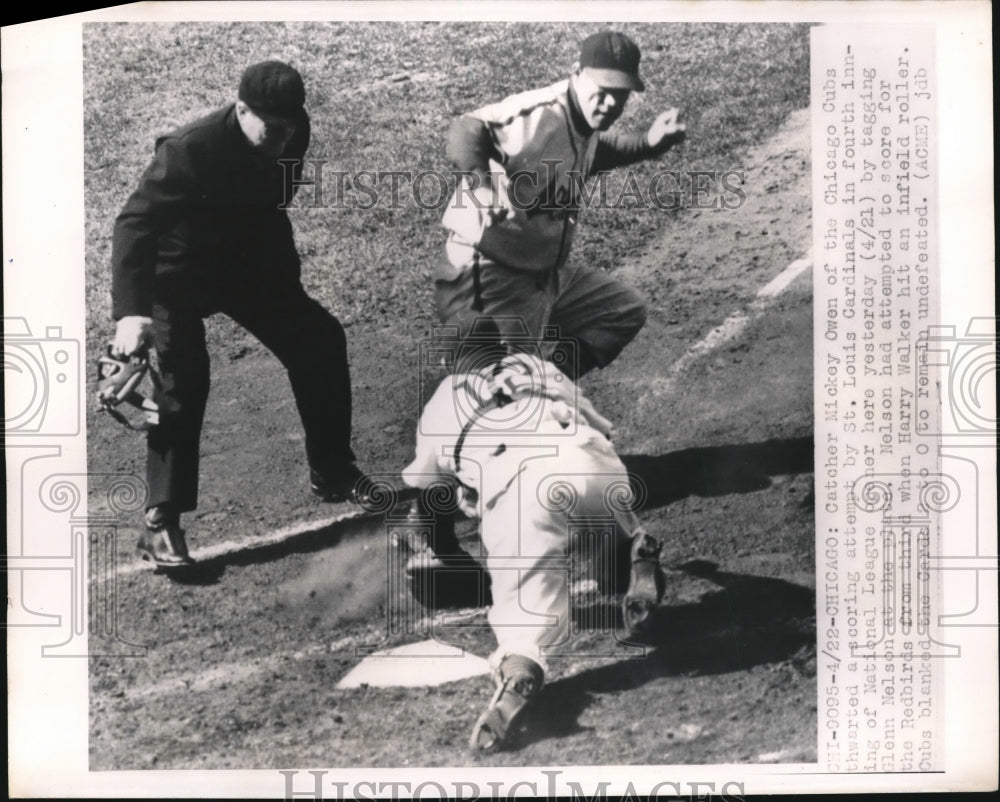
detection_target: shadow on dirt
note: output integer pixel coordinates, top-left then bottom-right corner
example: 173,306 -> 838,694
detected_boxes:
154,518 -> 383,585
158,438 -> 812,582
158,491 -> 420,583
523,561 -> 815,746
153,561 -> 228,585
622,436 -> 813,511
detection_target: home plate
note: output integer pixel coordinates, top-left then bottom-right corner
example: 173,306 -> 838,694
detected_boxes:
336,639 -> 491,689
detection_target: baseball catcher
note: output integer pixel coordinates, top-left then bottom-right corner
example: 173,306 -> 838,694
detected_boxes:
401,320 -> 666,752
436,29 -> 686,379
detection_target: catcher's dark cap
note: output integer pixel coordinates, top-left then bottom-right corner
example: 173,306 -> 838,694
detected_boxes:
579,31 -> 645,92
238,60 -> 305,118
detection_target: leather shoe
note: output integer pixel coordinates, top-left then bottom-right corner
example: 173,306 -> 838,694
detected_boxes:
138,506 -> 194,567
470,654 -> 544,752
310,463 -> 372,505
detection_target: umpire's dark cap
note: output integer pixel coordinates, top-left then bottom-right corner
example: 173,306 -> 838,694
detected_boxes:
238,60 -> 305,117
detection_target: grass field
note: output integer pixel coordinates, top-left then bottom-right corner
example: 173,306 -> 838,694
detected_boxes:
84,21 -> 809,337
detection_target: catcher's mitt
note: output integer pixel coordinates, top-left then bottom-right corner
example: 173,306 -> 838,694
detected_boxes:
95,346 -> 162,430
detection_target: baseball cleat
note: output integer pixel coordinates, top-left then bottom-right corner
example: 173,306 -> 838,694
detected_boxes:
622,529 -> 665,636
405,548 -> 493,610
405,487 -> 461,555
310,463 -> 373,505
469,654 -> 544,753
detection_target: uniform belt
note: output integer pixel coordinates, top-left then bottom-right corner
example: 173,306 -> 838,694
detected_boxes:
452,387 -> 550,473
471,250 -> 484,312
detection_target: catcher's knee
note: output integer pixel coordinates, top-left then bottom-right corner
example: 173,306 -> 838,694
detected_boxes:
578,295 -> 649,371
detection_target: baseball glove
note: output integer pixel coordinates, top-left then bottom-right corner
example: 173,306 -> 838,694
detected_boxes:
95,345 -> 162,430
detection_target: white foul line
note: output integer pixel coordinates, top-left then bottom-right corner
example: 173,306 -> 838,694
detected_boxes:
758,254 -> 813,298
640,252 -> 811,407
107,503 -> 382,580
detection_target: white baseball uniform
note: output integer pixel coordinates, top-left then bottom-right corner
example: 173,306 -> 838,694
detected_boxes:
402,354 -> 641,673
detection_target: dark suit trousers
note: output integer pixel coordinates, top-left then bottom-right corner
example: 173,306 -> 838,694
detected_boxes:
146,278 -> 354,513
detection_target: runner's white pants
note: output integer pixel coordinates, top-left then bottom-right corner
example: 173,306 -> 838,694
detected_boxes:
480,433 -> 640,674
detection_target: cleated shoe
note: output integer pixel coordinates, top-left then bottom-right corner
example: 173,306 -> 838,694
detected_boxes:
470,654 -> 544,753
405,548 -> 493,610
622,528 -> 665,636
401,487 -> 491,609
310,463 -> 373,505
406,481 -> 463,555
138,507 -> 194,568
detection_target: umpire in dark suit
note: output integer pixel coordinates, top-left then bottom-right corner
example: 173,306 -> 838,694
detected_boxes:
110,60 -> 368,567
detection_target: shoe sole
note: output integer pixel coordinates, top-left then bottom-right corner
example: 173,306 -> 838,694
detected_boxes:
136,539 -> 195,569
622,560 -> 664,636
469,680 -> 533,753
470,706 -> 515,753
310,484 -> 366,505
137,548 -> 195,569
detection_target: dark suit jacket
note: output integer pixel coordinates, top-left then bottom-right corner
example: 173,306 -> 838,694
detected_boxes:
111,103 -> 310,319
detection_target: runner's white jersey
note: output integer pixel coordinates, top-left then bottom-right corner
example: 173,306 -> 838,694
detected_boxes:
403,354 -> 615,516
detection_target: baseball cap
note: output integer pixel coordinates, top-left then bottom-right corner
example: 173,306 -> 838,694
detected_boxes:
238,60 -> 305,117
579,31 -> 645,92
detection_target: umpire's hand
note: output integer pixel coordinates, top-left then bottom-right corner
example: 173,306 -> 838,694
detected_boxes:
112,316 -> 153,357
647,108 -> 686,150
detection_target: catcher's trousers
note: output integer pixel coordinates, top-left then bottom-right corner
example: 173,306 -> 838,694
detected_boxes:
145,278 -> 355,513
435,245 -> 648,379
480,433 -> 640,673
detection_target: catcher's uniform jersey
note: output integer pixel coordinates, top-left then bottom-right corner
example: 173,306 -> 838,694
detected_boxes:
403,355 -> 639,668
441,80 -> 655,275
441,81 -> 593,274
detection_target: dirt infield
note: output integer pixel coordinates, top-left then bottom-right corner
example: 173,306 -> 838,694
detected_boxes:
88,94 -> 815,769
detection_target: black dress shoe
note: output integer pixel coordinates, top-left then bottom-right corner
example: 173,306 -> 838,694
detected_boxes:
138,506 -> 195,567
310,463 -> 372,504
